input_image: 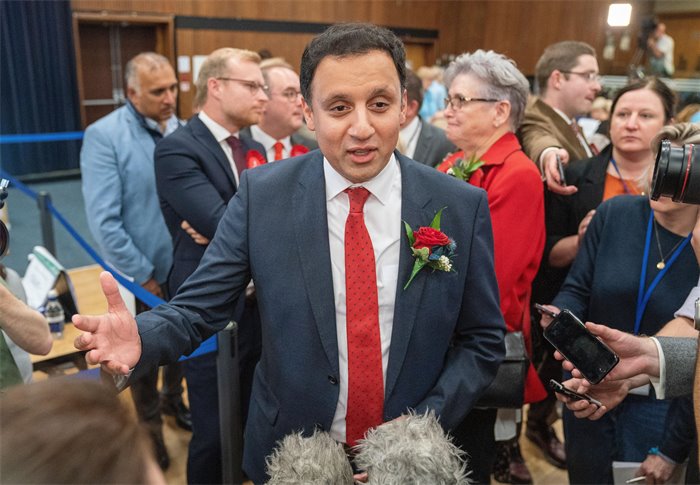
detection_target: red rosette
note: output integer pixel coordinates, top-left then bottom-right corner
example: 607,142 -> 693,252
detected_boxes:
436,150 -> 465,173
290,144 -> 310,157
246,149 -> 266,168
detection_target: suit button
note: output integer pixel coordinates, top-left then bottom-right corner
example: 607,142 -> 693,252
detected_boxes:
328,375 -> 338,385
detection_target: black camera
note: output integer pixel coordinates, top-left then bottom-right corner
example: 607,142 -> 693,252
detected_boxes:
651,140 -> 699,205
0,179 -> 9,259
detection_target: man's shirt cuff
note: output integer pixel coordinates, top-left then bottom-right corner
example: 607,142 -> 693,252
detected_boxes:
649,337 -> 666,399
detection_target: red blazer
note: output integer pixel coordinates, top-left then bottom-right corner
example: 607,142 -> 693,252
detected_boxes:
439,132 -> 547,403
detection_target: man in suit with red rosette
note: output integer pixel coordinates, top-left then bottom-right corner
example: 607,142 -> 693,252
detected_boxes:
75,23 -> 505,484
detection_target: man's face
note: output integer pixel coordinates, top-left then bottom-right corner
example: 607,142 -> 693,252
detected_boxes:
128,64 -> 178,123
260,67 -> 304,137
302,50 -> 406,183
212,58 -> 268,129
558,54 -> 601,117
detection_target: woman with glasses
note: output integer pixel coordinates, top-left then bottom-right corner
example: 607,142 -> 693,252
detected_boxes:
540,122 -> 699,484
437,50 -> 547,485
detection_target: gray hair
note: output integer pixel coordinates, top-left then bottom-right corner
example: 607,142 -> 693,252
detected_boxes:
124,52 -> 171,93
444,49 -> 529,130
265,429 -> 354,484
355,411 -> 470,485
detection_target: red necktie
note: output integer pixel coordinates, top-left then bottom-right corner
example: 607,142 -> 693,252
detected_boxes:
344,187 -> 384,445
226,135 -> 247,176
570,120 -> 598,156
273,141 -> 285,161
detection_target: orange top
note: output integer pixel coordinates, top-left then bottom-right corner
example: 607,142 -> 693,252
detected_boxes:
603,172 -> 644,201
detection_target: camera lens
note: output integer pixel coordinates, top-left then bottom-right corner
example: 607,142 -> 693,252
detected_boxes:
651,139 -> 700,204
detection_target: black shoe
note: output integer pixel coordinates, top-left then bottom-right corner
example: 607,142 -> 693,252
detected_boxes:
150,430 -> 170,471
161,398 -> 193,432
525,424 -> 566,469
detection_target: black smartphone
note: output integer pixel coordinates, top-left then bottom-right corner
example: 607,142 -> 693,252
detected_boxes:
556,154 -> 567,186
549,379 -> 602,407
543,309 -> 619,384
534,303 -> 558,318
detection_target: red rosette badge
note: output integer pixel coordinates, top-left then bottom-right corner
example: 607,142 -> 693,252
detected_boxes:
290,144 -> 310,158
246,149 -> 266,168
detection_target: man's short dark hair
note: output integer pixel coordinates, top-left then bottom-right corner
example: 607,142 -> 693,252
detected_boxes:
535,41 -> 596,94
300,22 -> 406,104
405,69 -> 424,107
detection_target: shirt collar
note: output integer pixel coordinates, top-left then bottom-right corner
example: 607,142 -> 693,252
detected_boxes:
127,101 -> 180,138
198,110 -> 238,142
399,116 -> 420,141
324,153 -> 399,206
250,125 -> 290,151
551,106 -> 574,126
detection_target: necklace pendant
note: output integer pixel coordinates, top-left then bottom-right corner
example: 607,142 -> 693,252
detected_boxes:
656,261 -> 665,270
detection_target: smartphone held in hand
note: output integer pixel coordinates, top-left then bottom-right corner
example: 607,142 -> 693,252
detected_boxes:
549,379 -> 602,407
543,310 -> 619,384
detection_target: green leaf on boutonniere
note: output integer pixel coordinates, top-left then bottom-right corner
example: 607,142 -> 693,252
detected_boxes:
404,221 -> 415,246
404,258 -> 427,290
447,154 -> 485,182
430,208 -> 444,230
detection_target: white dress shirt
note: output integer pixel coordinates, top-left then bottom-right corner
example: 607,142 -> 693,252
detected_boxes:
324,154 -> 402,443
250,125 -> 291,162
398,116 -> 421,159
198,110 -> 241,185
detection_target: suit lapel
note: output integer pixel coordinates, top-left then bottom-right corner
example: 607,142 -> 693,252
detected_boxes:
413,120 -> 430,163
292,154 -> 339,372
189,115 -> 237,188
385,155 -> 434,399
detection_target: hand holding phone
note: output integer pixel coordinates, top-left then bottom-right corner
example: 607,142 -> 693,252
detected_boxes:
543,310 -> 619,384
534,303 -> 558,318
556,154 -> 567,186
549,379 -> 602,407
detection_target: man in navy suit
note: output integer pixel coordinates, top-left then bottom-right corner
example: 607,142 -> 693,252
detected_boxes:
75,23 -> 505,483
154,47 -> 268,484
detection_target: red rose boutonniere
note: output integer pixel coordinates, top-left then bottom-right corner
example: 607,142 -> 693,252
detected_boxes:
403,208 -> 456,290
290,144 -> 310,157
437,151 -> 485,183
246,149 -> 266,168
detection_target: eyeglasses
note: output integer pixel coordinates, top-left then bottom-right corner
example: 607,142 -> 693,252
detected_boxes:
444,95 -> 499,110
273,88 -> 302,102
559,71 -> 601,83
216,77 -> 268,95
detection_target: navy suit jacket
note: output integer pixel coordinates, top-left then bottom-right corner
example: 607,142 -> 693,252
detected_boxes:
413,119 -> 456,167
154,114 -> 266,295
136,150 -> 505,482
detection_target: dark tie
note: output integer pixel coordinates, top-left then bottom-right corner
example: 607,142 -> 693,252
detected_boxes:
570,120 -> 598,156
225,135 -> 247,176
273,140 -> 285,161
344,187 -> 383,446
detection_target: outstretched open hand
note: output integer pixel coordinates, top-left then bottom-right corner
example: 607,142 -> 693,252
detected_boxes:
73,271 -> 141,375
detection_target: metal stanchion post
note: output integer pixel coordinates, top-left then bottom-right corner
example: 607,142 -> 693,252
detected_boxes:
37,191 -> 56,256
217,321 -> 244,484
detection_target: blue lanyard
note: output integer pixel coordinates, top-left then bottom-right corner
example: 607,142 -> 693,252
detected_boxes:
609,158 -> 632,194
635,210 -> 692,334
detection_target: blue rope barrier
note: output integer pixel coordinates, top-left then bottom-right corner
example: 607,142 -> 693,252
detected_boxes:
0,131 -> 84,144
0,169 -> 216,360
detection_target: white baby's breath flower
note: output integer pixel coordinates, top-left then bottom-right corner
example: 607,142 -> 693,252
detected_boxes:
446,168 -> 455,177
438,255 -> 452,272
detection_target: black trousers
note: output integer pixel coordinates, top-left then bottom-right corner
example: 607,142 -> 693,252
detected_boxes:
452,408 -> 497,484
131,291 -> 185,436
